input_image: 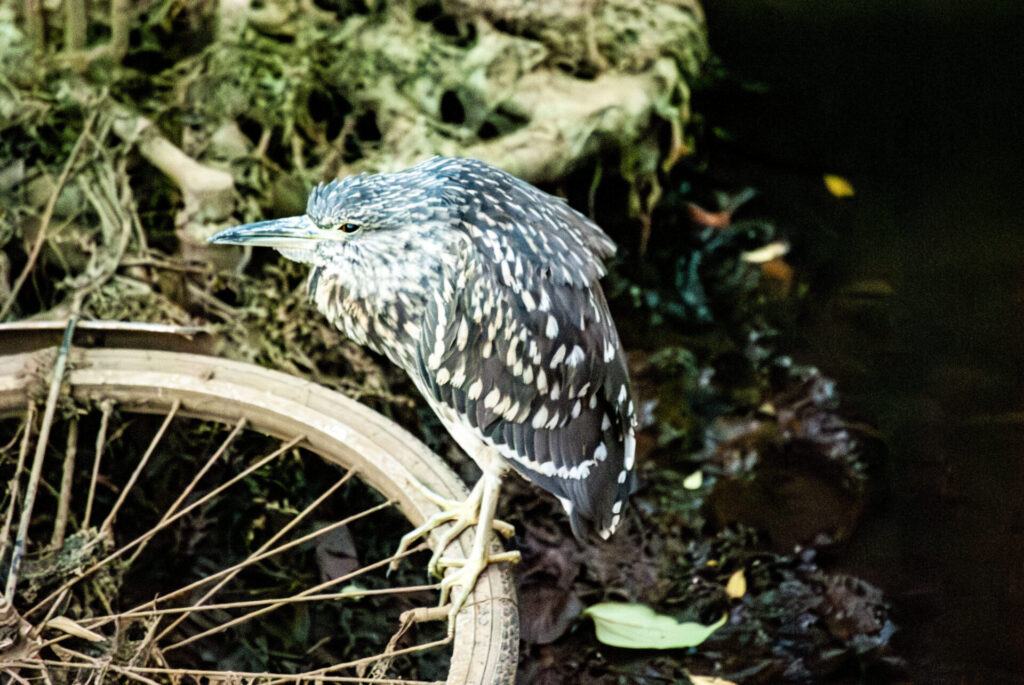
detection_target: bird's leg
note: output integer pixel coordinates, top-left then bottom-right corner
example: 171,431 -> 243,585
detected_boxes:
436,466 -> 520,632
406,478 -> 516,539
389,448 -> 520,630
389,479 -> 481,575
389,471 -> 517,576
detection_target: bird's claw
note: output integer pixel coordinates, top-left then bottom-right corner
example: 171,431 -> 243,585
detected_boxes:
439,549 -> 521,635
388,472 -> 518,633
388,478 -> 485,575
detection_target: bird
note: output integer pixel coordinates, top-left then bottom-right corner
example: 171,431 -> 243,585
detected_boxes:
209,156 -> 637,626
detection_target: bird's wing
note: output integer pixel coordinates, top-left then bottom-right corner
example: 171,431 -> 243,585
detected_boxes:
415,232 -> 636,541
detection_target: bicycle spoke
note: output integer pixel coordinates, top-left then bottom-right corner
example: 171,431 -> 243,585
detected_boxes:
25,434 -> 305,619
65,584 -> 440,622
125,414 -> 246,568
0,404 -> 34,571
152,466 -> 354,642
31,655 -> 443,684
82,399 -> 113,528
49,417 -> 79,549
100,398 -> 181,537
162,501 -> 407,652
267,636 -> 455,684
158,416 -> 247,524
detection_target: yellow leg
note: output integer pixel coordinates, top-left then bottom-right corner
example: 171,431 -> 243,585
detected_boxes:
435,469 -> 520,631
389,451 -> 520,632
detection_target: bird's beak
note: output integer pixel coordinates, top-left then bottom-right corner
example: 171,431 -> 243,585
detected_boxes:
208,215 -> 338,249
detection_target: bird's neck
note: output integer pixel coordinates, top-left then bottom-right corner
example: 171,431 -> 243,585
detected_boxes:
306,228 -> 463,369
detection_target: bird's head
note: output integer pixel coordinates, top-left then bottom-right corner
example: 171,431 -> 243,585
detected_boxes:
208,163 -> 456,268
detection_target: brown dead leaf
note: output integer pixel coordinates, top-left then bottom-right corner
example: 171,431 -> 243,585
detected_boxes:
686,202 -> 733,228
516,530 -> 584,644
315,524 -> 360,581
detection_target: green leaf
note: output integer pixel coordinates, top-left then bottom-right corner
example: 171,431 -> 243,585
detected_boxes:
582,603 -> 726,649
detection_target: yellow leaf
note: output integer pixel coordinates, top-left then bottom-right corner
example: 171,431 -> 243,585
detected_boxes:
725,569 -> 746,599
741,241 -> 788,264
824,174 -> 855,197
683,470 -> 703,490
689,675 -> 739,685
46,616 -> 104,642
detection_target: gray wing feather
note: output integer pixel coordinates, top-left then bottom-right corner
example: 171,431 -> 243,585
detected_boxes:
415,161 -> 636,539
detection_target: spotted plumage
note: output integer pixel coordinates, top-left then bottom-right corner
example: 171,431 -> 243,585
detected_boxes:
211,157 -> 637,540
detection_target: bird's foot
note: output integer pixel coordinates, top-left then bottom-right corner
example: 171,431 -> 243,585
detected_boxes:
407,479 -> 517,537
389,476 -> 515,576
389,472 -> 520,632
438,547 -> 520,635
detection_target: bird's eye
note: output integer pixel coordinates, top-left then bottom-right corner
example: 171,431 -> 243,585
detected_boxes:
339,222 -> 361,234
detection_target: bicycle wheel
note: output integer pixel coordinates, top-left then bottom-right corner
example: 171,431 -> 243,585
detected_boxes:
0,321 -> 518,684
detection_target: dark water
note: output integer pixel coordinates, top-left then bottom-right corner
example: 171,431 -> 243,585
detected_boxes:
701,3 -> 1024,682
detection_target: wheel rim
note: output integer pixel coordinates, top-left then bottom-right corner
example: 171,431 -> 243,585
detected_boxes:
0,323 -> 518,684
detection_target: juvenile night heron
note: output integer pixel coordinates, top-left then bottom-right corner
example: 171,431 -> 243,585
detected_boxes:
209,157 -> 637,623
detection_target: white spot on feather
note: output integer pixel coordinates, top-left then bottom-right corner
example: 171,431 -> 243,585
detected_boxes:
531,406 -> 549,429
549,344 -> 566,367
505,340 -> 518,366
484,388 -> 501,409
568,462 -> 591,479
505,400 -> 520,421
545,315 -> 559,338
566,345 -> 585,367
624,430 -> 636,470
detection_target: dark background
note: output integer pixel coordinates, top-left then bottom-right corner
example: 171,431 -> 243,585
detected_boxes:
701,2 -> 1024,682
